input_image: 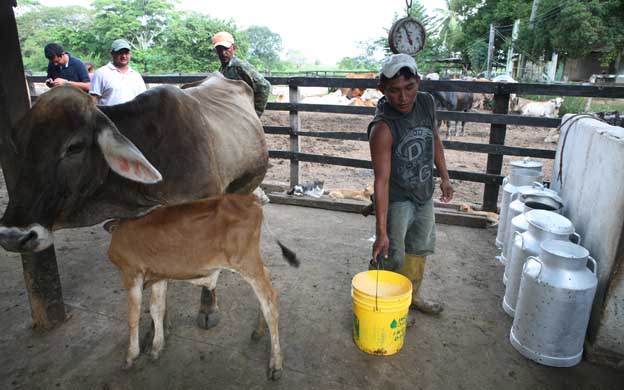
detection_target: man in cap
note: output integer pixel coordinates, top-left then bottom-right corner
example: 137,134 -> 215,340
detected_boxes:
90,39 -> 146,105
44,43 -> 91,92
368,54 -> 454,316
213,31 -> 271,117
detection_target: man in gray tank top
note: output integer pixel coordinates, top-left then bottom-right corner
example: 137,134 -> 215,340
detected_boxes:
368,54 -> 454,315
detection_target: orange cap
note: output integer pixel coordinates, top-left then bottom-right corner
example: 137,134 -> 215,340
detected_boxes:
213,31 -> 235,48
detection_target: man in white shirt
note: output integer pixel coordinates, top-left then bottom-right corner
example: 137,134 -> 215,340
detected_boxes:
90,39 -> 146,105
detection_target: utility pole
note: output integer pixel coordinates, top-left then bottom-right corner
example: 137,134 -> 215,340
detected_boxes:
518,0 -> 541,79
506,20 -> 520,76
486,24 -> 495,78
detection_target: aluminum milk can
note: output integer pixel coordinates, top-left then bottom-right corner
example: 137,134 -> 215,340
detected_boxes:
510,239 -> 598,367
503,210 -> 580,317
499,187 -> 563,267
497,183 -> 546,264
496,168 -> 543,248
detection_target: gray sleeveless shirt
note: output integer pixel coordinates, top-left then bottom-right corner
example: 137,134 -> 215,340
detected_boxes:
368,92 -> 438,204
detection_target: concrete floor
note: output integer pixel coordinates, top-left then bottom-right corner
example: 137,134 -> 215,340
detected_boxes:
1,203 -> 623,390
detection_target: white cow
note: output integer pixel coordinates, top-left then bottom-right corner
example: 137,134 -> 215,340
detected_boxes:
273,86 -> 330,102
520,97 -> 563,118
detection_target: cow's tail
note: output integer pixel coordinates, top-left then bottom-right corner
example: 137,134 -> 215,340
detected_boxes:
262,218 -> 300,267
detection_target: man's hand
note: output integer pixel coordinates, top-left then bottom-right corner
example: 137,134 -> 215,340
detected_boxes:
372,234 -> 389,266
439,179 -> 454,203
52,78 -> 68,87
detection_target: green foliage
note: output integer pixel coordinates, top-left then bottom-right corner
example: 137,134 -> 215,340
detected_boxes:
16,5 -> 95,72
558,96 -> 586,116
156,12 -> 237,73
243,26 -> 282,71
15,0 -> 277,74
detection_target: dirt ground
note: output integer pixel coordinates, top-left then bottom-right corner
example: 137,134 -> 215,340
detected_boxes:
261,110 -> 557,207
1,202 -> 623,389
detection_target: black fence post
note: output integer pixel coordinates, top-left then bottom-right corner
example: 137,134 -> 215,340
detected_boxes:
482,85 -> 510,212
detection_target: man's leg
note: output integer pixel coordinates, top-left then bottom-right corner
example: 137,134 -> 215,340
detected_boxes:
401,199 -> 444,315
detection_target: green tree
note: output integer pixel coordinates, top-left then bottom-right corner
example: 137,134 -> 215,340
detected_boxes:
90,0 -> 176,72
16,4 -> 95,72
157,12 -> 239,73
516,0 -> 624,69
243,25 -> 283,71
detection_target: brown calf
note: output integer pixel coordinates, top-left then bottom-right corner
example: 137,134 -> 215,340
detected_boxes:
107,194 -> 299,380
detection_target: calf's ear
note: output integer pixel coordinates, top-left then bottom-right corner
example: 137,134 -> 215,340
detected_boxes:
95,118 -> 162,184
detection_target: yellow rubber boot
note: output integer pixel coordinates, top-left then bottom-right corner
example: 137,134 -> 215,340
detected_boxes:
399,254 -> 444,315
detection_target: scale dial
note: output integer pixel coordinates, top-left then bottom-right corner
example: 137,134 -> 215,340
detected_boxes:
388,17 -> 426,55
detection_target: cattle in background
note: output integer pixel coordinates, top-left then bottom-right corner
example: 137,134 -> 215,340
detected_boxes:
273,86 -> 329,102
107,194 -> 299,380
431,90 -> 474,138
424,73 -> 440,81
339,72 -> 377,99
0,72 -> 268,330
520,97 -> 563,118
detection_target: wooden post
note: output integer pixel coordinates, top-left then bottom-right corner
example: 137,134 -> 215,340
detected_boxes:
482,86 -> 510,212
0,0 -> 66,329
288,82 -> 300,186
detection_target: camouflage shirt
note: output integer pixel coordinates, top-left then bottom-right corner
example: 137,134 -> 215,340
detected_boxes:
219,56 -> 271,117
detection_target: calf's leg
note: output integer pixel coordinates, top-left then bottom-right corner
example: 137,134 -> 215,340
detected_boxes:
196,269 -> 221,329
124,274 -> 144,369
149,280 -> 168,360
241,264 -> 282,381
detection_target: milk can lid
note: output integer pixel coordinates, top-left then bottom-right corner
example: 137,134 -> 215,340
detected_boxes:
540,239 -> 589,259
510,159 -> 543,170
526,210 -> 574,234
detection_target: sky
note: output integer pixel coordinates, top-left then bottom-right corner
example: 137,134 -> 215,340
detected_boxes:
35,0 -> 447,65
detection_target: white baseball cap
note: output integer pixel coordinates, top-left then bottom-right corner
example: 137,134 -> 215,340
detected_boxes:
380,54 -> 419,79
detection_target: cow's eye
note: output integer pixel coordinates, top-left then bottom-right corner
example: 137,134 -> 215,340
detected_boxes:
66,142 -> 86,156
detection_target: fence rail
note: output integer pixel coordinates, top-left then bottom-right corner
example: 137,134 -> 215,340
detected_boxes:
27,75 -> 624,211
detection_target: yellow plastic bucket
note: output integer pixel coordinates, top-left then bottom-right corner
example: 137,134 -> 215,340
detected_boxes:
351,270 -> 412,355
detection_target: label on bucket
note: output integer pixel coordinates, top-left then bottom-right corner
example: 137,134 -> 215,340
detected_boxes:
353,313 -> 409,355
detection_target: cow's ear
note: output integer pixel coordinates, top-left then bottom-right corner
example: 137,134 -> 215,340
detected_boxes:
96,127 -> 162,184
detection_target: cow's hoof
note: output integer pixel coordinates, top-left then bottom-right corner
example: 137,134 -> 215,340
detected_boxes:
268,367 -> 282,381
122,359 -> 135,370
251,329 -> 265,341
149,349 -> 162,361
196,311 -> 221,329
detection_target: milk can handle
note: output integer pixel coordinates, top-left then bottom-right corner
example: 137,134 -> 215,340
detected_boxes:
570,232 -> 581,245
587,256 -> 598,275
524,256 -> 543,278
510,191 -> 519,201
532,182 -> 544,190
502,176 -> 508,186
514,231 -> 524,250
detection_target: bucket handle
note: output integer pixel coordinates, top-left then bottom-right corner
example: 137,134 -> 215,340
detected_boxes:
524,256 -> 543,278
532,182 -> 545,190
502,176 -> 508,187
587,256 -> 598,275
570,232 -> 582,245
514,231 -> 524,250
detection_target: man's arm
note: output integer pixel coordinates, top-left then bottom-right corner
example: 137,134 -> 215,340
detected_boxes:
369,121 -> 393,261
237,63 -> 270,116
433,132 -> 454,203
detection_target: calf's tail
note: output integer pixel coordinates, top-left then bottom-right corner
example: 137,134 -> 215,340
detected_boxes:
262,218 -> 300,268
276,240 -> 300,267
